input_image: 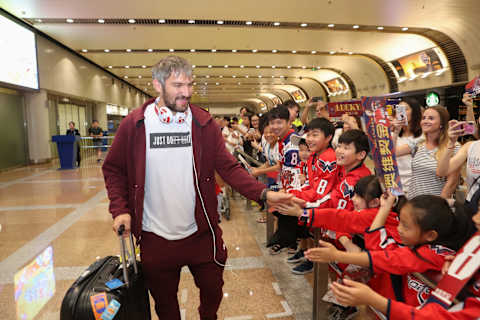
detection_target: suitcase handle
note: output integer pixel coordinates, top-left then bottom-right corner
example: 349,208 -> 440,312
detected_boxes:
117,225 -> 139,287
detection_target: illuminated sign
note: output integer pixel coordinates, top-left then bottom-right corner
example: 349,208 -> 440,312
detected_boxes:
391,49 -> 443,78
426,92 -> 440,107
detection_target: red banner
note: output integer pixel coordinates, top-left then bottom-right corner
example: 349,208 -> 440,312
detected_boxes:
327,100 -> 363,117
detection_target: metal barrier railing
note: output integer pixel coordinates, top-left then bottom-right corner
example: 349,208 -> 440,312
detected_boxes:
78,136 -> 115,167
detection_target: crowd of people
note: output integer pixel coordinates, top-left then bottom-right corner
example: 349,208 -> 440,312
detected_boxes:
217,95 -> 480,320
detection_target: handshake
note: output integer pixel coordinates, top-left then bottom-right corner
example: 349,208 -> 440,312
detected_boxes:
266,192 -> 306,217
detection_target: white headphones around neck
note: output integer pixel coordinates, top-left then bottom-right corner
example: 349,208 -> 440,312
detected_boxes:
155,98 -> 188,124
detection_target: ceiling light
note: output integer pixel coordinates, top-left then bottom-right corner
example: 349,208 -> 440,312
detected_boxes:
377,26 -> 384,30
128,19 -> 136,24
192,65 -> 196,68
300,23 -> 308,27
311,50 -> 317,54
271,75 -> 275,78
219,75 -> 223,78
159,19 -> 166,23
124,76 -> 128,78
206,75 -> 210,78
252,49 -> 258,53
402,27 -> 409,31
211,49 -> 217,52
217,20 -> 224,24
138,75 -> 142,78
193,82 -> 196,85
208,65 -> 212,68
216,82 -> 220,85
192,75 -> 196,78
291,50 -> 297,53
169,49 -> 174,52
238,82 -> 241,85
224,65 -> 229,68
245,75 -> 249,78
125,65 -> 130,68
126,49 -> 132,52
353,25 -> 359,29
273,22 -> 280,26
272,49 -> 277,53
204,82 -> 208,85
66,18 -> 74,23
147,48 -> 153,52
232,49 -> 237,52
232,75 -> 236,78
329,51 -> 336,54
272,65 -> 276,68
258,75 -> 262,78
190,49 -> 196,52
348,52 -> 353,55
98,19 -> 105,23
148,82 -> 151,85
280,75 -> 285,78
240,65 -> 244,68
188,20 -> 195,24
317,66 -> 321,69
246,21 -> 252,25
104,49 -> 110,52
302,66 -> 306,69
81,49 -> 88,53
108,66 -> 113,69
287,65 -> 291,69
35,19 -> 42,23
256,65 -> 260,68
142,65 -> 147,68
328,23 -> 335,28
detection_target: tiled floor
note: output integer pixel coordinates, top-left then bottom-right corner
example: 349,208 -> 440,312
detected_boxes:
0,164 -> 370,320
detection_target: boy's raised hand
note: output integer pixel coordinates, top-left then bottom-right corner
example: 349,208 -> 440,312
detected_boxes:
379,192 -> 396,209
305,240 -> 338,263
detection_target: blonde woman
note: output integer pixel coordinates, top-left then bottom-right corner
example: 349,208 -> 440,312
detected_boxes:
393,106 -> 460,199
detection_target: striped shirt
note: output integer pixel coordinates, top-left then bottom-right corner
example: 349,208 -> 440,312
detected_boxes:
407,139 -> 460,199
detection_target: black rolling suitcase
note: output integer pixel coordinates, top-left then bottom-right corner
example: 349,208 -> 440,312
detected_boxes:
60,226 -> 151,320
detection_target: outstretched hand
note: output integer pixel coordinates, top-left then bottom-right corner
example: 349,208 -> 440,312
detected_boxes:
330,279 -> 375,307
272,201 -> 303,217
304,240 -> 338,263
379,192 -> 396,209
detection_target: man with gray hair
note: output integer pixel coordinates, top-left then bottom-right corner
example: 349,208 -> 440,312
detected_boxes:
102,55 -> 293,319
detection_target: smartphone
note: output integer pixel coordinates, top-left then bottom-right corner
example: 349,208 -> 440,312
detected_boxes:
311,96 -> 323,102
461,121 -> 476,135
395,105 -> 408,126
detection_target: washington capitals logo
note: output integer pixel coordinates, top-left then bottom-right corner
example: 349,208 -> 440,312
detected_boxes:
317,159 -> 336,173
407,275 -> 431,305
341,180 -> 354,199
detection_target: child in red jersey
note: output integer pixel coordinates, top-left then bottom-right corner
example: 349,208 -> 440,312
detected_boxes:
305,194 -> 475,319
330,206 -> 480,320
288,118 -> 338,274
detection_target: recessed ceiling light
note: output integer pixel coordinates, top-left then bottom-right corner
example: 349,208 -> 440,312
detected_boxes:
280,75 -> 285,78
271,75 -> 275,78
188,20 -> 195,24
292,50 -> 297,53
245,75 -> 249,78
353,25 -> 359,29
232,75 -> 236,78
272,49 -> 278,53
252,49 -> 258,53
317,66 -> 321,69
246,21 -> 252,25
206,75 -> 210,78
302,66 -> 306,69
240,65 -> 244,68
273,22 -> 280,26
272,65 -> 276,68
138,75 -> 142,78
287,65 -> 291,69
104,49 -> 110,52
66,18 -> 74,23
348,52 -> 353,55
190,49 -> 196,52
232,49 -> 237,52
125,65 -> 130,68
126,49 -> 132,52
402,27 -> 409,31
256,65 -> 260,68
142,65 -> 147,68
217,20 -> 224,24
311,50 -> 317,54
258,75 -> 262,78
219,75 -> 223,78
216,82 -> 220,85
328,23 -> 335,28
211,49 -> 217,52
108,65 -> 113,69
329,51 -> 336,54
81,49 -> 88,52
377,26 -> 384,30
98,19 -> 105,23
224,65 -> 229,68
147,48 -> 153,52
238,82 -> 241,85
159,19 -> 166,23
204,82 -> 208,85
128,19 -> 136,24
208,65 -> 212,68
192,65 -> 196,68
124,75 -> 128,78
300,23 -> 308,27
169,49 -> 174,52
193,82 -> 196,85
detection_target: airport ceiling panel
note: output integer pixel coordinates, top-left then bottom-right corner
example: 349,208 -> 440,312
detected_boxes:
1,0 -> 478,106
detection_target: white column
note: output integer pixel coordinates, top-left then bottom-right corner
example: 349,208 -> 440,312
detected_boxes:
24,89 -> 51,163
94,102 -> 108,131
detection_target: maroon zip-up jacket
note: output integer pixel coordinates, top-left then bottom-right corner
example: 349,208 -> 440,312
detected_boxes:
102,98 -> 266,258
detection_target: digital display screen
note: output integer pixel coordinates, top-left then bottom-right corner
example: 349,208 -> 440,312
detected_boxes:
291,89 -> 306,103
391,49 -> 443,78
325,77 -> 347,93
0,14 -> 39,90
14,246 -> 56,320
